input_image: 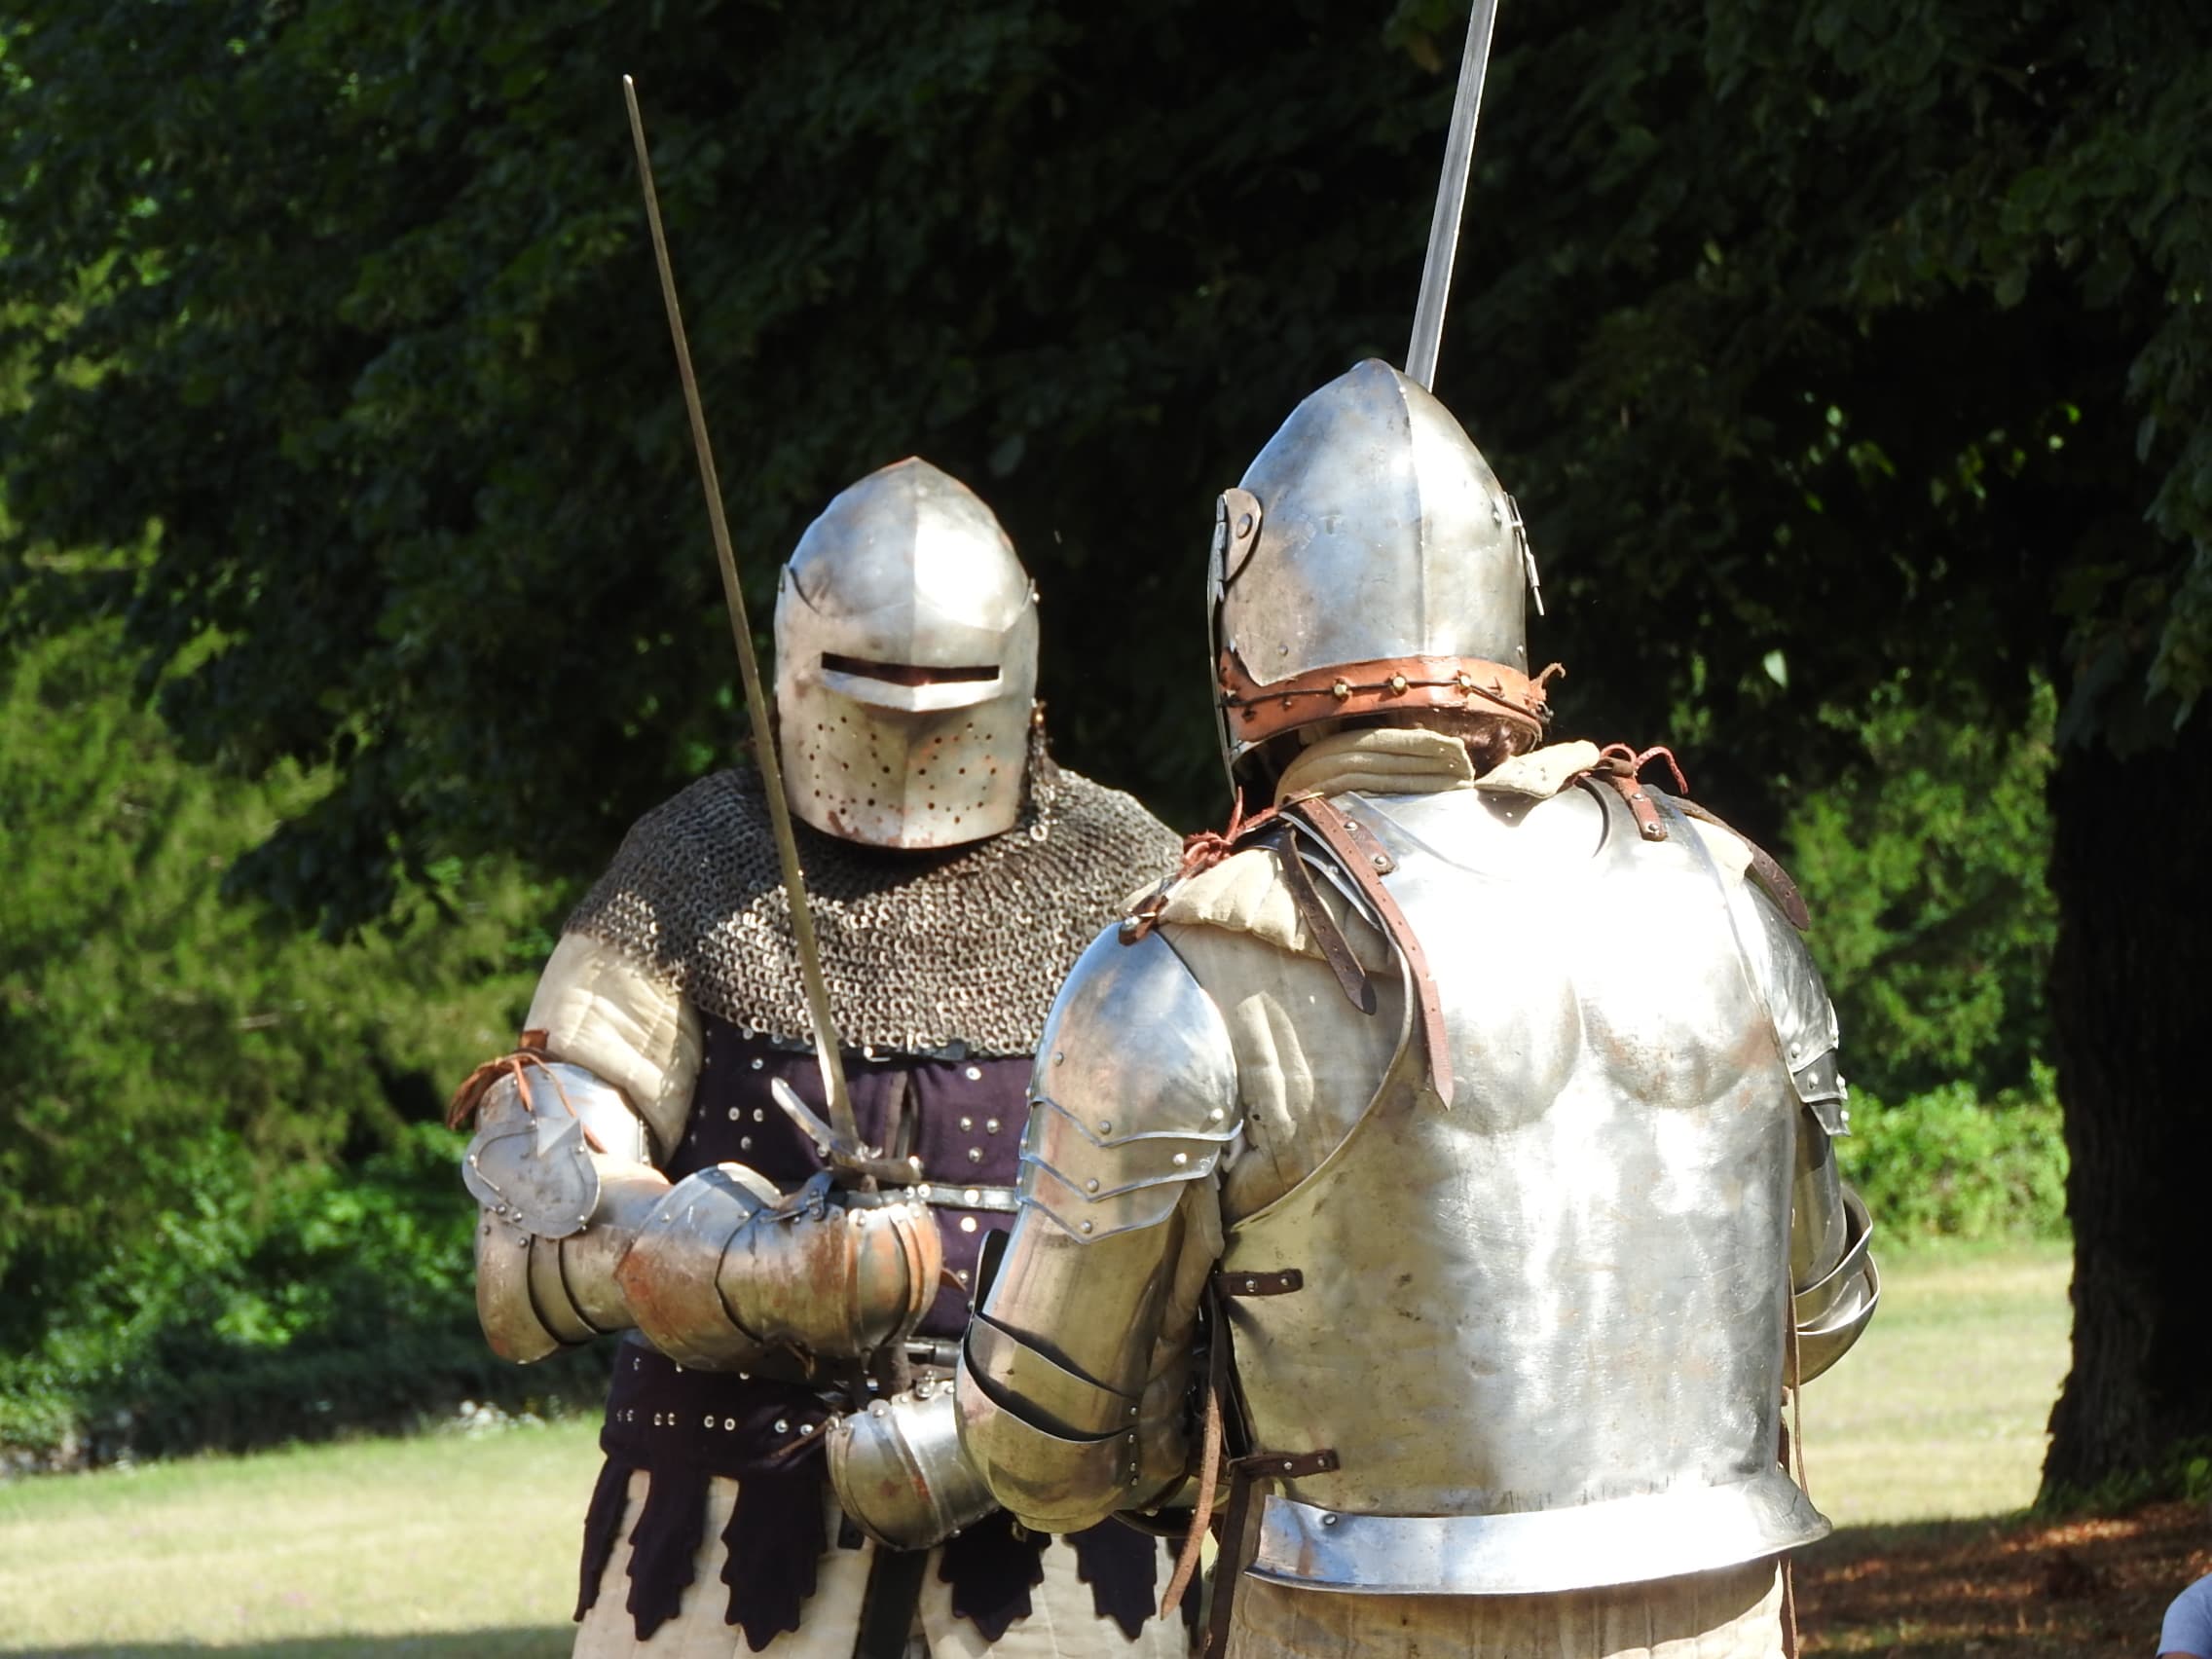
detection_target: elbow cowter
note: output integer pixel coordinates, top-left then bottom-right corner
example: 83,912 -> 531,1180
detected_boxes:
954,1313 -> 1190,1534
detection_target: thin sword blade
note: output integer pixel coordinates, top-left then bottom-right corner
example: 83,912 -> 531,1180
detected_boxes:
1405,0 -> 1502,392
620,77 -> 863,1166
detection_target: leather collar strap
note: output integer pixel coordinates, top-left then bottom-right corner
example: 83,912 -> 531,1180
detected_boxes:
1219,648 -> 1552,752
1284,796 -> 1455,1105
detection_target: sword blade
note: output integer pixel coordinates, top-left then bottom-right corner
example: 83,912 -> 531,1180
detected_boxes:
1405,0 -> 1503,392
621,77 -> 864,1170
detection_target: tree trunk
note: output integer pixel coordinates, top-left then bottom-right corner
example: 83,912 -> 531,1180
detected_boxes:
2040,724 -> 2212,1498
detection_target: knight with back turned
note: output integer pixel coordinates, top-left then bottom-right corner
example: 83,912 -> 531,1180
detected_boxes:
954,360 -> 1881,1659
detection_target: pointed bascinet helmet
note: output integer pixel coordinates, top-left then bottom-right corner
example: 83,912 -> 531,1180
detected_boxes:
775,458 -> 1040,849
1207,358 -> 1549,783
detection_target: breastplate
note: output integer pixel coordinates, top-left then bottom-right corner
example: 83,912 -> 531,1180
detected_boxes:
1221,782 -> 1827,1595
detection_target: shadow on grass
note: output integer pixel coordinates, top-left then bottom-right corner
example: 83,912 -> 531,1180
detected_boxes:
7,1630 -> 573,1658
1797,1501 -> 2208,1658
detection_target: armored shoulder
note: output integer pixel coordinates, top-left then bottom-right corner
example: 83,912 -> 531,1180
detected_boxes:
1681,810 -> 1846,1133
1017,926 -> 1243,1241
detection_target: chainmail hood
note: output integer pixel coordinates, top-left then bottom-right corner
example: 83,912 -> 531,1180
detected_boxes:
565,757 -> 1179,1058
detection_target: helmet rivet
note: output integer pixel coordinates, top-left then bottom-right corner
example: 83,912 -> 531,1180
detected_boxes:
1235,512 -> 1255,537
1387,674 -> 1408,694
1331,679 -> 1352,700
1456,672 -> 1477,692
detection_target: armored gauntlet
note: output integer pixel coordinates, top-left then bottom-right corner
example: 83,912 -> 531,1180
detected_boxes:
617,1169 -> 943,1372
827,1379 -> 996,1550
462,1061 -> 671,1362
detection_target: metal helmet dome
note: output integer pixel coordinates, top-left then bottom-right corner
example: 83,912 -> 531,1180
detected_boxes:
774,459 -> 1039,847
1208,358 -> 1547,781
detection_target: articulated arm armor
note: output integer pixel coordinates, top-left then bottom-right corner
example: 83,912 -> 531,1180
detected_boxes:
616,1168 -> 941,1372
463,939 -> 980,1548
466,1058 -> 674,1363
956,928 -> 1241,1534
1736,862 -> 1880,1382
463,939 -> 942,1379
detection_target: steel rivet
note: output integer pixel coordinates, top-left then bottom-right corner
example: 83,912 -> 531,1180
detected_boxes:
753,1108 -> 765,1123
1245,1278 -> 1258,1292
703,1414 -> 715,1428
1387,674 -> 1408,694
1331,679 -> 1351,700
1052,1051 -> 1065,1065
1320,1513 -> 1339,1527
1080,1220 -> 1094,1234
967,1148 -> 983,1163
1372,855 -> 1388,869
965,1064 -> 983,1081
1172,1152 -> 1189,1167
800,1422 -> 815,1436
1087,1178 -> 1100,1193
774,1419 -> 790,1433
959,1216 -> 977,1234
750,1057 -> 764,1071
985,1118 -> 1001,1134
1099,1119 -> 1113,1134
727,1107 -> 742,1121
724,1418 -> 736,1430
960,1116 -> 974,1131
1235,512 -> 1254,536
740,1136 -> 752,1151
964,1188 -> 981,1204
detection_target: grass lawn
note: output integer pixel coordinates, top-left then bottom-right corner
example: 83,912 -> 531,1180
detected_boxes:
1803,1237 -> 2071,1526
0,1419 -> 604,1656
0,1239 -> 2075,1655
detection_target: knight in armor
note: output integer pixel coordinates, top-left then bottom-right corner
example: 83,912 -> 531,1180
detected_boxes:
452,458 -> 1189,1658
954,360 -> 1881,1658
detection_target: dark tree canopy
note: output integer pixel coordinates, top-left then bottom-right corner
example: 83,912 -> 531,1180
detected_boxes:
5,0 -> 2208,1492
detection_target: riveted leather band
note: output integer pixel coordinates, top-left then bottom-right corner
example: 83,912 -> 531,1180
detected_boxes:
1218,648 -> 1551,752
1214,1268 -> 1305,1297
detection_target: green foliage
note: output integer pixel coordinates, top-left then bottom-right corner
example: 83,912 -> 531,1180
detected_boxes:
1834,1071 -> 2069,1241
1787,679 -> 2057,1102
4,1 -> 2203,922
0,617 -> 585,1461
0,1126 -> 606,1465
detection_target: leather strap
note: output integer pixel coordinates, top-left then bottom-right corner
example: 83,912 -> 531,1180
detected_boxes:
1214,1268 -> 1304,1297
1161,1307 -> 1231,1618
1673,796 -> 1814,932
852,1540 -> 929,1659
1202,1463 -> 1257,1659
1272,832 -> 1377,1014
1232,1447 -> 1340,1480
1285,797 -> 1455,1104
